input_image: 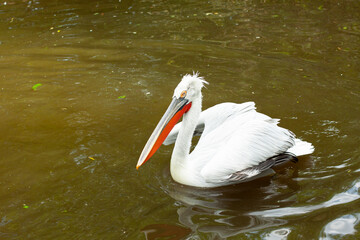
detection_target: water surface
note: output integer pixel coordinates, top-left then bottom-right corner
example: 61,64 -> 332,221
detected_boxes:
0,0 -> 359,239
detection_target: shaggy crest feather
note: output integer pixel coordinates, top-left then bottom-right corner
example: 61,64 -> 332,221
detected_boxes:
173,73 -> 208,99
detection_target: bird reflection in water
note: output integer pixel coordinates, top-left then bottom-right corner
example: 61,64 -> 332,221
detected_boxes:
142,163 -> 303,239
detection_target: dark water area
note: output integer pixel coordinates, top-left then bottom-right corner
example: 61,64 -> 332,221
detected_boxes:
0,0 -> 359,239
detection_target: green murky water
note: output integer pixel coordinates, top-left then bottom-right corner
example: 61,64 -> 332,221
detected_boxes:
1,0 -> 360,239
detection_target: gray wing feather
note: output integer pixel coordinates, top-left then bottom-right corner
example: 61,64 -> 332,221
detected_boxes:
228,153 -> 298,182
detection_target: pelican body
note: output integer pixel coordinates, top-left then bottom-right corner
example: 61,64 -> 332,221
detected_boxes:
137,74 -> 314,187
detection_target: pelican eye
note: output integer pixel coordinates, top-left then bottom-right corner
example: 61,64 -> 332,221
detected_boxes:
180,90 -> 187,98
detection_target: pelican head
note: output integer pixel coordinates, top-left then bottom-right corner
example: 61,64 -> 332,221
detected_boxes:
136,73 -> 208,169
173,73 -> 208,101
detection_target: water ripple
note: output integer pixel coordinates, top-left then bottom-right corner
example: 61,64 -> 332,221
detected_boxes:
251,180 -> 360,218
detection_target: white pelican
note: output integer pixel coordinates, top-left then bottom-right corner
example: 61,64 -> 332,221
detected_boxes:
136,73 -> 314,187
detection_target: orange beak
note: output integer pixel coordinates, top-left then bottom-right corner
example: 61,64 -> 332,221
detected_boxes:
136,97 -> 192,169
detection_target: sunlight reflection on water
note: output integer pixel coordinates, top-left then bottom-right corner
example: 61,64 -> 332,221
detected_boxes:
320,213 -> 360,239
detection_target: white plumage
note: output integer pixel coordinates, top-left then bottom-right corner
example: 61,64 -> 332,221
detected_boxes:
137,73 -> 314,187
